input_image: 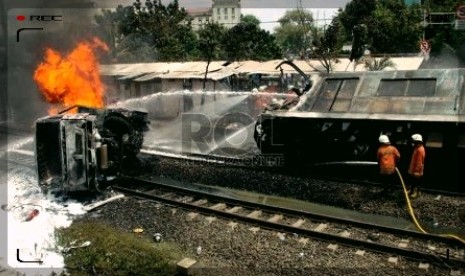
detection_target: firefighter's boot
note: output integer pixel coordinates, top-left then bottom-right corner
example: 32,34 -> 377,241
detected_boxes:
410,187 -> 419,199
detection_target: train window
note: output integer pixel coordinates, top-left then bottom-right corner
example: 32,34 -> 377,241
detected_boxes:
337,79 -> 358,99
319,80 -> 340,98
75,133 -> 83,154
331,79 -> 358,112
378,78 -> 436,96
342,122 -> 351,131
406,79 -> 436,96
321,122 -> 333,132
313,78 -> 358,112
312,80 -> 339,111
378,80 -> 406,96
331,100 -> 351,112
457,134 -> 465,148
426,132 -> 443,148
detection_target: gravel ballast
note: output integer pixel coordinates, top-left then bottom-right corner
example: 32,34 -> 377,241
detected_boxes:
129,154 -> 465,231
70,154 -> 465,274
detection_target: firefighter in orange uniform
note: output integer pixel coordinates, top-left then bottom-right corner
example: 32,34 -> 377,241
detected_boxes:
377,135 -> 401,189
408,134 -> 426,199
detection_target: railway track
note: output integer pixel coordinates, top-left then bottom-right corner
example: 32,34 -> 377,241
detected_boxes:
0,135 -> 35,170
112,176 -> 465,268
1,150 -> 36,167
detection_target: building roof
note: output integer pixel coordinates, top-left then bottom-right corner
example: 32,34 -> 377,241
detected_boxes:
101,57 -> 426,81
117,72 -> 148,81
334,57 -> 425,72
247,60 -> 316,75
228,61 -> 263,73
133,72 -> 164,82
186,7 -> 212,16
100,62 -> 184,76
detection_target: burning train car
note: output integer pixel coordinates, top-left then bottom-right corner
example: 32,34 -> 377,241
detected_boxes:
35,106 -> 149,193
255,63 -> 465,193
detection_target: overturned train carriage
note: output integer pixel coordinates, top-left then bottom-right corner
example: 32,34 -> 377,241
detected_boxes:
35,106 -> 149,193
255,68 -> 465,193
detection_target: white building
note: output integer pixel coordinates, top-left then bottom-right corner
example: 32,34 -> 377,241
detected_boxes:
187,0 -> 241,30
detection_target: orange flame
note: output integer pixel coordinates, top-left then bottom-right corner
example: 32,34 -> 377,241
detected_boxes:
33,37 -> 109,114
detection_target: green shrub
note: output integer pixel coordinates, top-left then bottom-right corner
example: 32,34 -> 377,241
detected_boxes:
57,221 -> 181,275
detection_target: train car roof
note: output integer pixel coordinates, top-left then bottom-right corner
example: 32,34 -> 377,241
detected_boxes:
270,68 -> 465,122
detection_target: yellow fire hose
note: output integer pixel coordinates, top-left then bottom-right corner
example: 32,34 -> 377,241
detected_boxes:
395,167 -> 465,246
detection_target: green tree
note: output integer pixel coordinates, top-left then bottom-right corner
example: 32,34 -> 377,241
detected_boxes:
198,22 -> 227,89
241,14 -> 260,26
115,33 -> 158,62
371,0 -> 422,53
361,56 -> 396,71
423,1 -> 465,62
274,9 -> 314,59
338,0 -> 376,40
94,8 -> 129,62
114,4 -> 142,37
132,0 -> 198,61
311,15 -> 346,73
337,0 -> 423,54
95,0 -> 199,62
349,24 -> 368,62
93,5 -> 158,62
223,18 -> 281,61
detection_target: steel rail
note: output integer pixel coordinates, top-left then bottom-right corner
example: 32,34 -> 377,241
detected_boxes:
113,184 -> 465,267
0,157 -> 35,169
115,176 -> 464,248
118,176 -> 462,248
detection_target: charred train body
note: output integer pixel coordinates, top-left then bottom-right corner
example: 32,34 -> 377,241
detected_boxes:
255,65 -> 465,193
35,106 -> 149,193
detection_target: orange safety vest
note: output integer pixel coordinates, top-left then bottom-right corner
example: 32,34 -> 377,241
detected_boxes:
377,144 -> 400,175
408,144 -> 425,177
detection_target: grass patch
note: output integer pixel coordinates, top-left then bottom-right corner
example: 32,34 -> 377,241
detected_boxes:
57,221 -> 182,275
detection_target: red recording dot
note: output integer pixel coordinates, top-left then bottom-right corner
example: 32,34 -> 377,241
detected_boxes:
16,15 -> 26,21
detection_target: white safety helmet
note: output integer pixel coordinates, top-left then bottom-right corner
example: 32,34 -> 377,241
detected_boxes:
411,134 -> 423,142
378,135 -> 390,144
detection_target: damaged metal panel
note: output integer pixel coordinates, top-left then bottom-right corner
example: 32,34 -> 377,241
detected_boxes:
64,119 -> 87,189
254,65 -> 465,192
36,118 -> 65,187
297,69 -> 465,117
35,107 -> 149,193
350,98 -> 426,114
